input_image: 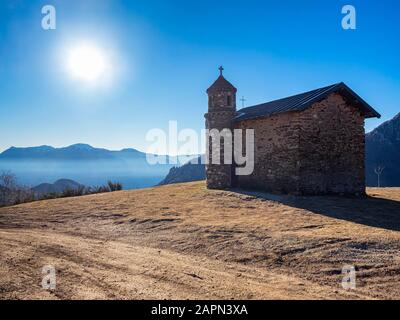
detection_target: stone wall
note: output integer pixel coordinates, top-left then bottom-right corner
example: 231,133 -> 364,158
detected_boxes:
205,110 -> 235,189
234,112 -> 301,194
205,90 -> 236,189
234,93 -> 366,196
297,93 -> 366,195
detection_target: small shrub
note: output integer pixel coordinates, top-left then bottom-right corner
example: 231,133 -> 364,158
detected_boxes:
61,185 -> 87,198
90,185 -> 111,194
41,192 -> 60,200
107,181 -> 123,192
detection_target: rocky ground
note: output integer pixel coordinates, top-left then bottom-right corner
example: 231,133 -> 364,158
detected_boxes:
0,182 -> 399,300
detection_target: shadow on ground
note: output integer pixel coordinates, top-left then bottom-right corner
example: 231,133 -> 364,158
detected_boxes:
232,189 -> 400,232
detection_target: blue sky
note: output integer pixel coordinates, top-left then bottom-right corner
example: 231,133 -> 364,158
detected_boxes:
0,0 -> 399,153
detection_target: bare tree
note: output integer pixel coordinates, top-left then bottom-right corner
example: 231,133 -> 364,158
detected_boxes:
374,165 -> 385,188
0,171 -> 17,188
0,172 -> 34,207
0,172 -> 17,206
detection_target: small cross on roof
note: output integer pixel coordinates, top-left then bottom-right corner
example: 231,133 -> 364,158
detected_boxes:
218,66 -> 224,76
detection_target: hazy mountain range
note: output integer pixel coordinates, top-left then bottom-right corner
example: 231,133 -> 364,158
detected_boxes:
366,113 -> 400,187
32,179 -> 84,196
2,112 -> 399,190
0,143 -> 144,160
158,156 -> 205,186
0,144 -> 194,189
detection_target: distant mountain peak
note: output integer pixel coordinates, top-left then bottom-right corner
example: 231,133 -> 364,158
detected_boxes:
54,178 -> 81,184
366,112 -> 400,187
393,112 -> 400,120
6,145 -> 54,151
32,178 -> 83,196
119,148 -> 140,153
367,112 -> 400,144
65,143 -> 95,150
158,156 -> 205,186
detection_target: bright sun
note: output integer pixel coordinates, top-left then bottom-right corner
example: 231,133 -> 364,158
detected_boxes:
67,45 -> 107,82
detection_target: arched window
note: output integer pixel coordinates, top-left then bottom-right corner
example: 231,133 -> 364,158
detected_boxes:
227,95 -> 232,106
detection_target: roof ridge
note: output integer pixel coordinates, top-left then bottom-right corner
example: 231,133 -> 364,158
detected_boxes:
238,83 -> 341,113
297,83 -> 342,107
234,82 -> 380,122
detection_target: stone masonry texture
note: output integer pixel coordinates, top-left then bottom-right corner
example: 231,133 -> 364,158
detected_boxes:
234,93 -> 366,195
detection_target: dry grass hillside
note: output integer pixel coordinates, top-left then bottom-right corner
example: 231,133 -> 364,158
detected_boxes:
0,181 -> 399,300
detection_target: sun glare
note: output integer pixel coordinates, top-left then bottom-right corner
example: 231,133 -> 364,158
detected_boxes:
67,45 -> 107,82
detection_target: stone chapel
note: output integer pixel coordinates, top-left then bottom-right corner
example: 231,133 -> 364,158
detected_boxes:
205,67 -> 381,195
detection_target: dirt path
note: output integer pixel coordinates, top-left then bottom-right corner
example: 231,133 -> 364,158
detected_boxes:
1,182 -> 399,300
0,229 -> 367,300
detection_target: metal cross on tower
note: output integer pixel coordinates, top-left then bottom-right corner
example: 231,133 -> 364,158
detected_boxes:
240,96 -> 247,108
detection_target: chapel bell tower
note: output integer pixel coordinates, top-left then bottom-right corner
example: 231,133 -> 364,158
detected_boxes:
204,66 -> 237,189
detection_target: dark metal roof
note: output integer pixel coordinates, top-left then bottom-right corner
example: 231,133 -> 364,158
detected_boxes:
234,82 -> 381,122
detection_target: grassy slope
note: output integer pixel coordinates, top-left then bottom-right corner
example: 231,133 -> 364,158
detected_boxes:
0,182 -> 399,300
